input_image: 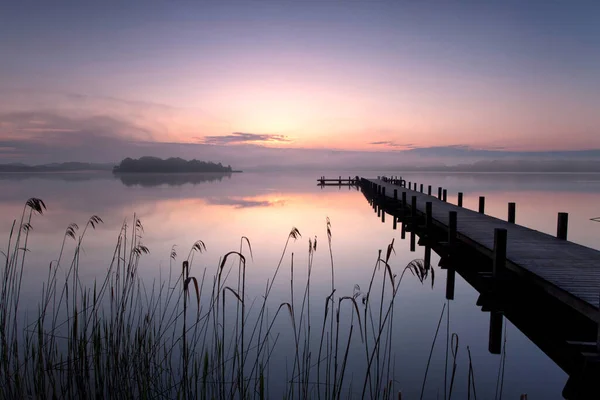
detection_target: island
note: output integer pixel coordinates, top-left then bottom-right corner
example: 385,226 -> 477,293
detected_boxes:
112,156 -> 237,174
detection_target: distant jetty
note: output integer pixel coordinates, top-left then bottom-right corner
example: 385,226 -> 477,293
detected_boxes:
112,156 -> 239,174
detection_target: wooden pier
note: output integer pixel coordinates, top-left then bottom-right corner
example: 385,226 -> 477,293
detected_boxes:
317,176 -> 361,186
323,176 -> 600,399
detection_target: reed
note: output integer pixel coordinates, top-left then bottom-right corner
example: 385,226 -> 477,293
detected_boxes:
0,198 -> 452,399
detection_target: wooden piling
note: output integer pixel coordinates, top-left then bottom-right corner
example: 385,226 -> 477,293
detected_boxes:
508,203 -> 516,223
382,187 -> 386,197
411,195 -> 417,217
489,311 -> 503,354
426,201 -> 432,229
401,191 -> 407,216
394,189 -> 398,200
557,213 -> 568,240
479,196 -> 485,214
446,211 -> 457,300
493,228 -> 507,280
449,211 -> 457,246
438,187 -> 442,199
428,185 -> 432,196
443,189 -> 447,202
458,192 -> 463,207
420,183 -> 424,193
393,217 -> 397,230
381,210 -> 385,223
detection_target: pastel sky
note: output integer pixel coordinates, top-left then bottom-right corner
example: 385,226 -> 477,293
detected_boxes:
1,0 -> 600,164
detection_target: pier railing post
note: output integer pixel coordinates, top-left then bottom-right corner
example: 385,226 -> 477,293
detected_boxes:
557,212 -> 568,240
426,201 -> 432,230
493,228 -> 507,280
438,187 -> 442,199
508,203 -> 516,223
489,311 -> 503,355
489,228 -> 507,355
442,189 -> 447,202
428,185 -> 432,196
446,211 -> 457,300
479,196 -> 485,214
420,183 -> 423,193
458,192 -> 463,207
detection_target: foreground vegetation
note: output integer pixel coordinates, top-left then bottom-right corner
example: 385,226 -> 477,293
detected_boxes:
0,198 -> 486,399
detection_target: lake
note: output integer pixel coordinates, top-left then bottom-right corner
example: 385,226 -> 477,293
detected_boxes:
1,171 -> 599,399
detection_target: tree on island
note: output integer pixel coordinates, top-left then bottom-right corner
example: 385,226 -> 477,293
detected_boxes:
112,157 -> 234,173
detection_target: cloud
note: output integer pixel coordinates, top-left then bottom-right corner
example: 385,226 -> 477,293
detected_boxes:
198,132 -> 292,146
369,141 -> 415,149
0,111 -> 154,161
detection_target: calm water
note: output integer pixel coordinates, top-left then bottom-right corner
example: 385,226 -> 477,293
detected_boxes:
2,171 -> 600,398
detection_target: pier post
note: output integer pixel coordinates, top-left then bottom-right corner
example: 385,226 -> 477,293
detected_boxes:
428,185 -> 432,196
597,292 -> 600,354
442,189 -> 447,202
438,187 -> 442,199
508,203 -> 516,223
339,176 -> 341,185
449,211 -> 457,247
489,311 -> 503,355
381,211 -> 385,223
411,195 -> 417,218
557,213 -> 568,240
446,211 -> 457,300
420,183 -> 423,193
393,216 -> 397,230
458,192 -> 463,207
393,189 -> 398,200
401,220 -> 406,240
377,207 -> 381,218
410,231 -> 416,252
424,246 -> 431,269
401,192 -> 407,216
426,201 -> 432,230
493,228 -> 507,280
479,196 -> 485,214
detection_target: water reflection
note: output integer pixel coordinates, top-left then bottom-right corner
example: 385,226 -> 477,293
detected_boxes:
1,172 -> 599,398
117,172 -> 232,187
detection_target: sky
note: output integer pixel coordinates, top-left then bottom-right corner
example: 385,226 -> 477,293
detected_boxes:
1,1 -> 600,167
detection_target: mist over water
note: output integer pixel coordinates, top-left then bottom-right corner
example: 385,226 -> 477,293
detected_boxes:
2,171 -> 599,398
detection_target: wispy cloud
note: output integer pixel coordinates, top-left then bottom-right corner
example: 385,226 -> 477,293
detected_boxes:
369,141 -> 415,149
198,132 -> 292,146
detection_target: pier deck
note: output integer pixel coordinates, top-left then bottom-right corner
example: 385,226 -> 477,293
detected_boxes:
365,178 -> 600,320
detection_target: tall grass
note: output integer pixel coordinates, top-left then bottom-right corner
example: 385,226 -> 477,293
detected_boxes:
0,198 -> 441,399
